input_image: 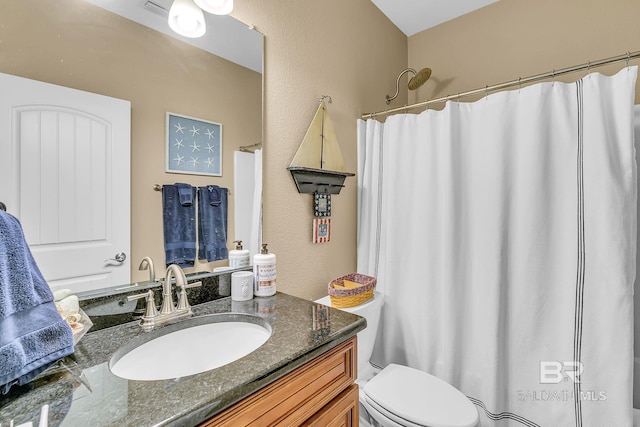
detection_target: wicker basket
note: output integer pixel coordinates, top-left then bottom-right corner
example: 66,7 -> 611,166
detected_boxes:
328,273 -> 376,308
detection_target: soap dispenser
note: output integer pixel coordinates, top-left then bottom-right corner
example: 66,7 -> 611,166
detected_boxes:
229,240 -> 250,268
253,243 -> 276,297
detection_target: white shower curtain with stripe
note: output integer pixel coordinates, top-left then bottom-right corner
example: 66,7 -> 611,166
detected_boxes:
357,67 -> 637,427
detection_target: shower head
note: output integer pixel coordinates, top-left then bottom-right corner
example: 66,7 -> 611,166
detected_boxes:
408,67 -> 432,90
386,67 -> 432,105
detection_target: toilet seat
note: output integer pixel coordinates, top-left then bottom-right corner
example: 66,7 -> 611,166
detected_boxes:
363,364 -> 479,427
363,394 -> 425,427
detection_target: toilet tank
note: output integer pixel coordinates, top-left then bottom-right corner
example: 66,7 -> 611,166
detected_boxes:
315,292 -> 384,375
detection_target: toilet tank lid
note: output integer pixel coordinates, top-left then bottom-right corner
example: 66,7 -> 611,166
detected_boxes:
315,291 -> 383,313
364,364 -> 478,427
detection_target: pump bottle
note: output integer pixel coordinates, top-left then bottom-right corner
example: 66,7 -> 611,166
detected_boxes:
253,243 -> 276,297
229,240 -> 250,268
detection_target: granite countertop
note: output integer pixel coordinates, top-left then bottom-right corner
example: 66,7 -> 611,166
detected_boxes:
0,292 -> 365,427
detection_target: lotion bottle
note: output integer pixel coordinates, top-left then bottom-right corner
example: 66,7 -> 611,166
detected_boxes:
229,240 -> 250,268
253,243 -> 276,297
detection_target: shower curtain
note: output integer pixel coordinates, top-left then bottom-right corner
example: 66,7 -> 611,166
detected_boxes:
233,149 -> 262,257
357,67 -> 637,427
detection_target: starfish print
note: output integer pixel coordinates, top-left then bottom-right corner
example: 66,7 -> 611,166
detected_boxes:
205,128 -> 215,139
206,143 -> 215,153
173,154 -> 184,165
190,142 -> 200,152
189,126 -> 200,136
189,157 -> 199,166
205,158 -> 215,168
174,138 -> 184,149
174,122 -> 185,134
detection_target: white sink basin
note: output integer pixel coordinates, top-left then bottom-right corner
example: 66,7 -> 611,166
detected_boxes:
109,314 -> 271,381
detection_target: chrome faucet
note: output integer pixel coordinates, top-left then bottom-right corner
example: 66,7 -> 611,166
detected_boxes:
138,256 -> 156,283
128,264 -> 201,328
161,264 -> 185,315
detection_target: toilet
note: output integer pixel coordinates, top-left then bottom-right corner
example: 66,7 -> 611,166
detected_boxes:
316,292 -> 479,427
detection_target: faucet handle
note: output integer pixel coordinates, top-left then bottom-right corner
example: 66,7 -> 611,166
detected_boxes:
176,281 -> 202,311
127,290 -> 158,323
184,280 -> 202,289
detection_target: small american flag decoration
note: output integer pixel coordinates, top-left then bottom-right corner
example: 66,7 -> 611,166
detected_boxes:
313,218 -> 331,243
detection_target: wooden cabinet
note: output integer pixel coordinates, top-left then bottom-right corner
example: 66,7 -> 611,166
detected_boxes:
301,384 -> 359,427
201,336 -> 358,427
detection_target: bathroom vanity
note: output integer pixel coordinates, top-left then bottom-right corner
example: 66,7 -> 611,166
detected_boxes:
203,337 -> 358,426
0,292 -> 364,426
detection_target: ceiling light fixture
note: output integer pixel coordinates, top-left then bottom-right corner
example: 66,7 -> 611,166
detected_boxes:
193,0 -> 233,15
168,0 -> 206,38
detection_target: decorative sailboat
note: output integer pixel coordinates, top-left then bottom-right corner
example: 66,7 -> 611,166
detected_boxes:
287,97 -> 354,194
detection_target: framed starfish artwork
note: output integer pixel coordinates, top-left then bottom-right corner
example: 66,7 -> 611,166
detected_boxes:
166,112 -> 222,176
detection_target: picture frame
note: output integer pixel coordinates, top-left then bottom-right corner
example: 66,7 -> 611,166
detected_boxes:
313,218 -> 331,243
312,304 -> 331,330
314,192 -> 331,217
166,112 -> 222,176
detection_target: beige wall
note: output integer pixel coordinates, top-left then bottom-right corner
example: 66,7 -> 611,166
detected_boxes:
6,0 -> 636,303
0,0 -> 262,283
408,0 -> 640,106
232,0 -> 640,304
1,0 -> 406,296
232,0 -> 407,299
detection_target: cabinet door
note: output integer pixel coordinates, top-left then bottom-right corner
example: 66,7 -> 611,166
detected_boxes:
302,384 -> 359,427
201,337 -> 357,426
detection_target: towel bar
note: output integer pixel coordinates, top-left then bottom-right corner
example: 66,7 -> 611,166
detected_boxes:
153,184 -> 231,195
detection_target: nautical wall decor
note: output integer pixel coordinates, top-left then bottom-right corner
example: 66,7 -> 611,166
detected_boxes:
166,112 -> 222,176
287,96 -> 354,195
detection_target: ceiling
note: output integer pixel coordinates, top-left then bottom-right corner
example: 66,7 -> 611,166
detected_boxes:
371,0 -> 499,36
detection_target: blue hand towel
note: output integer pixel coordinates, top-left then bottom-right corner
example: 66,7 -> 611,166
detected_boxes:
163,184 -> 197,268
0,211 -> 74,394
208,185 -> 221,206
175,183 -> 193,206
198,185 -> 228,262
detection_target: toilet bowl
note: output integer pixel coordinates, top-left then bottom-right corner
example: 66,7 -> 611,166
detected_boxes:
316,292 -> 479,427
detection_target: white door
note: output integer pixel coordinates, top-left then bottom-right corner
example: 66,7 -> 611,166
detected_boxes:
0,72 -> 131,293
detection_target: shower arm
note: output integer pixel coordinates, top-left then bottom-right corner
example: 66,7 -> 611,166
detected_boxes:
386,68 -> 417,105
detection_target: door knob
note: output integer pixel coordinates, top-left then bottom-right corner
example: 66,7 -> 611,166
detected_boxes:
105,252 -> 127,263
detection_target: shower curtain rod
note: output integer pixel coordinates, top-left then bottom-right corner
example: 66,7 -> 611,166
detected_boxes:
362,50 -> 640,120
239,142 -> 263,153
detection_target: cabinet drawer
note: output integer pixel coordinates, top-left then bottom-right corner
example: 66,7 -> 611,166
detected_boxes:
201,336 -> 357,427
301,384 -> 359,427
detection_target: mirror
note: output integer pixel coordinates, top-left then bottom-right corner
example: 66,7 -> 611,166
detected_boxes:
0,0 -> 263,293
